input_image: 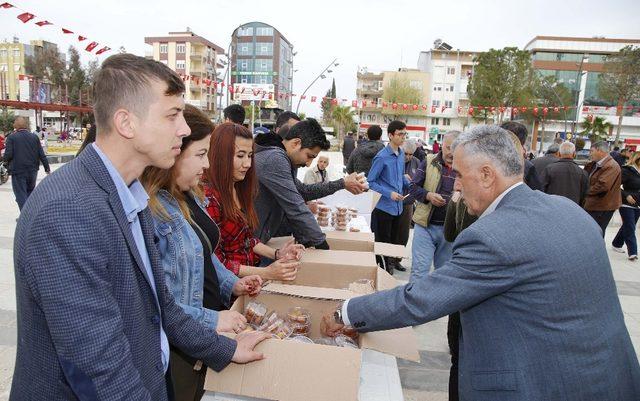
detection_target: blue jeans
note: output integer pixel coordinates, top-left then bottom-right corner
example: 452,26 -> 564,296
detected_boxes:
410,223 -> 453,282
612,207 -> 640,256
11,171 -> 38,211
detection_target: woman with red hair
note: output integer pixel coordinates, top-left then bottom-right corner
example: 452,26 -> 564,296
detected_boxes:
205,123 -> 303,280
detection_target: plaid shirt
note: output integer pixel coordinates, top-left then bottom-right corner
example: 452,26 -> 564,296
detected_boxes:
205,187 -> 261,275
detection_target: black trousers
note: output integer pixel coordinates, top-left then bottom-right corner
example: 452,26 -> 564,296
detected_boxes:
587,210 -> 615,238
446,312 -> 460,401
169,347 -> 207,401
371,208 -> 402,268
393,203 -> 414,247
11,170 -> 38,210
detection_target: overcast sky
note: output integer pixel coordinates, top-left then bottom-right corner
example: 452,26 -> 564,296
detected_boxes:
2,0 -> 639,117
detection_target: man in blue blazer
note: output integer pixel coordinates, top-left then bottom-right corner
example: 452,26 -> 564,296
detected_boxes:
11,54 -> 268,401
324,125 -> 640,400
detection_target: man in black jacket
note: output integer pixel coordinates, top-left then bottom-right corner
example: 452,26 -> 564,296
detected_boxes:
532,143 -> 559,181
346,125 -> 385,176
342,132 -> 355,165
3,117 -> 50,210
500,121 -> 542,190
541,141 -> 589,205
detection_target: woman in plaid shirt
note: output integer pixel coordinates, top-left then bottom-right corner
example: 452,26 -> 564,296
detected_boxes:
205,123 -> 304,281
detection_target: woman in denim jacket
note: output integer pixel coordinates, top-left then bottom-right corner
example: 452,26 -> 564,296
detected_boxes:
141,105 -> 264,401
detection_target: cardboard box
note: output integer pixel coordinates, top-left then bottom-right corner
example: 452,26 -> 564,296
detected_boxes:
203,258 -> 419,401
267,234 -> 409,260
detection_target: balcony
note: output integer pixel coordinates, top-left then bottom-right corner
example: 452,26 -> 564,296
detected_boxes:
356,86 -> 383,97
190,51 -> 203,59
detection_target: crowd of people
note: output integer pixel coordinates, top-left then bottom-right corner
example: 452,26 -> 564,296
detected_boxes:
4,53 -> 640,401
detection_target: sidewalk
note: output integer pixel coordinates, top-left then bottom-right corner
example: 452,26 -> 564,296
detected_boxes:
0,168 -> 638,400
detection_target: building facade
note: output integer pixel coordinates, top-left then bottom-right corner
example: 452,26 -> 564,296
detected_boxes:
525,36 -> 640,143
145,30 -> 224,118
230,22 -> 294,110
356,68 -> 431,141
417,48 -> 478,142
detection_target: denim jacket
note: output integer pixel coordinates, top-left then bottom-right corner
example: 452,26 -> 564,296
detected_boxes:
152,190 -> 238,330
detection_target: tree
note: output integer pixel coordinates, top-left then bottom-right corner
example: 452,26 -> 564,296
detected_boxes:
243,103 -> 260,126
468,47 -> 537,123
525,75 -> 572,151
321,79 -> 337,125
0,109 -> 15,133
67,46 -> 86,106
84,58 -> 100,106
580,116 -> 612,143
297,112 -> 306,120
381,77 -> 422,120
25,45 -> 66,101
331,105 -> 356,149
598,45 -> 640,145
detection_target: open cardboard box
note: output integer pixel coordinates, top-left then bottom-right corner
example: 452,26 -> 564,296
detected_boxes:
204,260 -> 419,401
267,233 -> 409,260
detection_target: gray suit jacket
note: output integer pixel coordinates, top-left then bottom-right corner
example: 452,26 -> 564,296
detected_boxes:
348,184 -> 640,400
12,146 -> 237,401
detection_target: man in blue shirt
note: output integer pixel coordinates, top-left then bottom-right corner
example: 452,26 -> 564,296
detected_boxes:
367,120 -> 411,274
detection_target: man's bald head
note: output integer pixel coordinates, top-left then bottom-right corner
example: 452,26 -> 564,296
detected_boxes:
13,117 -> 28,130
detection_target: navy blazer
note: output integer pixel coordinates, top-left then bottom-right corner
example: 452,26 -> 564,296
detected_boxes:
12,146 -> 237,401
348,184 -> 640,400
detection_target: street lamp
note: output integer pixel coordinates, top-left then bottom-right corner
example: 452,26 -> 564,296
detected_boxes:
295,58 -> 339,114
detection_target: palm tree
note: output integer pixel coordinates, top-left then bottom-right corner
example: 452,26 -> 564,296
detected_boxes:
331,105 -> 356,150
580,116 -> 613,143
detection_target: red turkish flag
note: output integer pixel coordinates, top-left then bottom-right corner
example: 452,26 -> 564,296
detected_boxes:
413,104 -> 418,111
499,106 -> 505,113
392,103 -> 398,110
352,100 -> 358,107
61,28 -> 73,34
85,42 -> 98,52
35,20 -> 52,27
520,107 -> 527,113
220,82 -> 225,88
0,3 -> 14,9
441,106 -> 446,112
533,107 -> 539,116
229,85 -> 235,94
363,100 -> 368,107
268,93 -> 273,100
422,105 -> 427,110
212,81 -> 218,89
402,104 -> 408,110
382,102 -> 388,108
301,95 -> 306,100
311,96 -> 317,102
431,106 -> 436,113
78,36 -> 87,42
17,12 -> 35,23
457,106 -> 462,114
490,106 -> 495,112
478,106 -> 484,111
331,98 -> 338,105
468,107 -> 474,115
553,106 -> 559,113
543,107 -> 548,116
582,106 -> 589,112
563,106 -> 568,111
95,46 -> 111,55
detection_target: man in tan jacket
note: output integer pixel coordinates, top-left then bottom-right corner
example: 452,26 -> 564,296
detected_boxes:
584,141 -> 621,237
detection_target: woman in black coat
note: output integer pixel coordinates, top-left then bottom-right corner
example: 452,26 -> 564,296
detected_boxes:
612,151 -> 640,260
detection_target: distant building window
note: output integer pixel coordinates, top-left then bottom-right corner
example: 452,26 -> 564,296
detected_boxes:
12,49 -> 20,58
432,100 -> 440,107
256,27 -> 274,36
0,50 -> 6,58
444,100 -> 453,108
409,80 -> 422,90
433,85 -> 442,91
176,43 -> 186,53
160,43 -> 168,53
255,42 -> 273,56
237,27 -> 254,37
176,60 -> 185,70
443,118 -> 451,126
431,118 -> 440,125
447,67 -> 455,75
445,84 -> 454,92
0,64 -> 7,71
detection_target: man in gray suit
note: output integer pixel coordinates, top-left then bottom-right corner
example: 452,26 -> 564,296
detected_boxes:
324,125 -> 640,400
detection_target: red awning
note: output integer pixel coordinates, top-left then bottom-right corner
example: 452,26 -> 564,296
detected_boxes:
624,138 -> 640,145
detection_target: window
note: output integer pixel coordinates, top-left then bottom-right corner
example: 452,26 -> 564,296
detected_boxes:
445,84 -> 454,92
256,27 -> 274,36
431,118 -> 440,125
13,63 -> 20,72
176,60 -> 185,70
0,64 -> 7,71
260,78 -> 267,84
444,100 -> 453,108
237,27 -> 254,36
433,85 -> 442,91
447,67 -> 455,75
176,43 -> 186,53
160,43 -> 168,53
238,43 -> 253,56
255,42 -> 273,56
432,100 -> 440,107
0,50 -> 6,58
241,77 -> 248,83
410,80 -> 422,90
12,49 -> 20,58
241,61 -> 248,69
443,118 -> 451,126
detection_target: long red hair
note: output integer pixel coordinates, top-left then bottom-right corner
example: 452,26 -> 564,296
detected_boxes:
207,122 -> 258,229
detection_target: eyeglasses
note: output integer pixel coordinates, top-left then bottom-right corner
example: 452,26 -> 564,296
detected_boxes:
393,131 -> 407,137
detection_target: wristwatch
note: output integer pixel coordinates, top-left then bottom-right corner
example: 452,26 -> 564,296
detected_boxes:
333,302 -> 344,324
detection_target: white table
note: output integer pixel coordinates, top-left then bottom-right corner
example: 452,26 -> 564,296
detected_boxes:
202,349 -> 404,401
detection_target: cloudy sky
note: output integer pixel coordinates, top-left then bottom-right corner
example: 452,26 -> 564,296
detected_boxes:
2,0 -> 639,116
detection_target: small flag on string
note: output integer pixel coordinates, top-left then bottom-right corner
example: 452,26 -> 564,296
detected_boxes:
0,3 -> 14,9
85,41 -> 98,52
62,28 -> 73,34
78,36 -> 87,42
95,46 -> 110,55
35,20 -> 52,27
17,12 -> 35,23
311,96 -> 317,103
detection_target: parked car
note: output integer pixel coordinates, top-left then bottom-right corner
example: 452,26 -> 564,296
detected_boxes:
575,149 -> 590,166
